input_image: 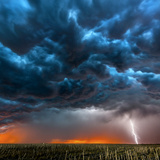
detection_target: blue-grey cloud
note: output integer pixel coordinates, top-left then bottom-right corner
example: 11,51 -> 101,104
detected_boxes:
0,0 -> 160,131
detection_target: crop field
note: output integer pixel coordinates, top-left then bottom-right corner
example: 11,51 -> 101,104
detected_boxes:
0,144 -> 159,160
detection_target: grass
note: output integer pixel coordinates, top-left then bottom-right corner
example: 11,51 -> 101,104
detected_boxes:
0,144 -> 159,160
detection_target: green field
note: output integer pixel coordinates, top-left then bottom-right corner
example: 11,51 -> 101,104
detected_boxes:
0,144 -> 159,160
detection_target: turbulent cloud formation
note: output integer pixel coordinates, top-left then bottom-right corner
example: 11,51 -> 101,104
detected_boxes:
0,0 -> 160,143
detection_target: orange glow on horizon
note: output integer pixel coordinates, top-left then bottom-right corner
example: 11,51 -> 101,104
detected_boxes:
51,136 -> 123,144
0,128 -> 25,144
0,131 -> 19,143
0,128 -> 126,144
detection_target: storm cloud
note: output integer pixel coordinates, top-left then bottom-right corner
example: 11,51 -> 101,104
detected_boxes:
0,0 -> 160,143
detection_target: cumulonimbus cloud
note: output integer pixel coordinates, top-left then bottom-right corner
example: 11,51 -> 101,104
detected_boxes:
0,0 -> 160,130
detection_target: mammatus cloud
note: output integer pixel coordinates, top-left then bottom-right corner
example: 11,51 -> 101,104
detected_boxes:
0,0 -> 160,143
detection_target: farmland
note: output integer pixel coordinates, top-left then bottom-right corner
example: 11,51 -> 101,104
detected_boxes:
0,144 -> 159,160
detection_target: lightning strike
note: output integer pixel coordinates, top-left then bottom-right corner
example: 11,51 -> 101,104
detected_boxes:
130,119 -> 138,144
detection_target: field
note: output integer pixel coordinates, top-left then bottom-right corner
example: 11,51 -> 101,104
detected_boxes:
0,144 -> 159,160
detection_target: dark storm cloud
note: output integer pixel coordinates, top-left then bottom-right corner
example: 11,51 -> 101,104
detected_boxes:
0,0 -> 160,132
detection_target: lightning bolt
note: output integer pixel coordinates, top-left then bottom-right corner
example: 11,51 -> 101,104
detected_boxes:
130,119 -> 138,144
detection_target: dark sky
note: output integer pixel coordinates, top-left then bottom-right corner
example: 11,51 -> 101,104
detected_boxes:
0,0 -> 160,144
